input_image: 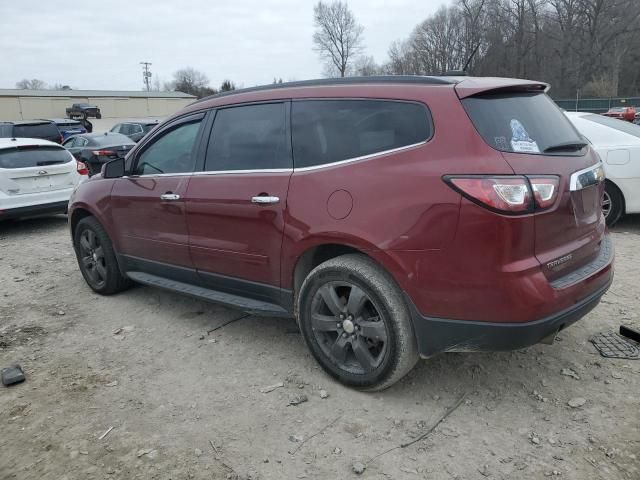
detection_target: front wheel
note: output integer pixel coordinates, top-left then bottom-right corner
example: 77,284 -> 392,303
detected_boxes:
297,254 -> 418,391
73,216 -> 131,295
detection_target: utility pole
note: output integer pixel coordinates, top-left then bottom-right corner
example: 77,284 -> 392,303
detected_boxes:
140,62 -> 152,91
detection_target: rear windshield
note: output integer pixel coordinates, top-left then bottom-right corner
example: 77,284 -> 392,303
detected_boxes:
581,114 -> 640,139
56,121 -> 83,128
92,134 -> 134,146
13,123 -> 59,139
462,93 -> 584,155
0,146 -> 71,169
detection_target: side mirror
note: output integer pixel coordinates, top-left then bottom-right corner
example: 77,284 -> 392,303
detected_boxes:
103,158 -> 125,179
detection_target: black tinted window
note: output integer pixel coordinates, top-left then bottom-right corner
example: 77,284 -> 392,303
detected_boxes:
462,93 -> 584,154
0,147 -> 71,169
13,123 -> 59,139
292,100 -> 431,168
205,103 -> 290,171
134,120 -> 202,175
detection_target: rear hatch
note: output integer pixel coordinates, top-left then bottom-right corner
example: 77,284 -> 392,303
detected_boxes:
460,88 -> 605,282
0,145 -> 76,195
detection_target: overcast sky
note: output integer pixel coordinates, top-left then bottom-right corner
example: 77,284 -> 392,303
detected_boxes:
1,0 -> 448,91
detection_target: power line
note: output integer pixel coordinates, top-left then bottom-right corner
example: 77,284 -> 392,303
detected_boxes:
140,62 -> 152,91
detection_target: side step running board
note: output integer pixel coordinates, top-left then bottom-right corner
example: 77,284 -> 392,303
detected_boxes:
126,271 -> 290,317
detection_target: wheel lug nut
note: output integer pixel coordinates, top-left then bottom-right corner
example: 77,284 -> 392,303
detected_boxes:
342,332 -> 348,338
336,323 -> 341,328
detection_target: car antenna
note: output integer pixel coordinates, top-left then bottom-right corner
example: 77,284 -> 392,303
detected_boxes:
462,43 -> 481,73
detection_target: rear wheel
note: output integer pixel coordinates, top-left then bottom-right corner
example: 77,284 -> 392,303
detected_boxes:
73,216 -> 131,295
603,181 -> 624,227
297,254 -> 418,391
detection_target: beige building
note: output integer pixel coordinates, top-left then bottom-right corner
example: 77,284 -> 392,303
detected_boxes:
0,89 -> 196,121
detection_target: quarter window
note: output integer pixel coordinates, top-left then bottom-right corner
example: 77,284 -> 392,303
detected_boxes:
292,100 -> 431,168
134,120 -> 202,175
205,103 -> 290,171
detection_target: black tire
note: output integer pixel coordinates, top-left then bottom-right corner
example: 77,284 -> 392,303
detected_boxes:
603,181 -> 624,227
297,254 -> 419,391
73,216 -> 131,295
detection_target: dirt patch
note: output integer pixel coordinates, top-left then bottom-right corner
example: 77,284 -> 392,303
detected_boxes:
0,214 -> 638,479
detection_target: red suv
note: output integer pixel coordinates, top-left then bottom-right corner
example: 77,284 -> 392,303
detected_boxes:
69,76 -> 613,390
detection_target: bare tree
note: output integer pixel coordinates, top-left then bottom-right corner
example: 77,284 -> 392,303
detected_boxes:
352,55 -> 380,76
166,67 -> 216,98
16,78 -> 47,89
313,1 -> 364,77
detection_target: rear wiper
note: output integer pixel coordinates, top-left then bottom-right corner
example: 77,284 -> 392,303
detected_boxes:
543,142 -> 588,153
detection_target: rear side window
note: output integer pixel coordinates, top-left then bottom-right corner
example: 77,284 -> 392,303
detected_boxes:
13,123 -> 59,139
292,100 -> 431,168
462,93 -> 584,155
0,147 -> 71,169
205,103 -> 290,171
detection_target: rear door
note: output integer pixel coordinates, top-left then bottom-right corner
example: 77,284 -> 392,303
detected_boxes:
0,146 -> 76,196
461,91 -> 605,282
185,102 -> 292,297
110,113 -> 206,270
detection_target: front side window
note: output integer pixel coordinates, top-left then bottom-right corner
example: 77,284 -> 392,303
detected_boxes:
134,120 -> 202,175
205,103 -> 290,171
292,99 -> 431,168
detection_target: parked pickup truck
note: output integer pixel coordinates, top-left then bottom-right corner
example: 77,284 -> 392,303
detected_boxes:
66,103 -> 102,119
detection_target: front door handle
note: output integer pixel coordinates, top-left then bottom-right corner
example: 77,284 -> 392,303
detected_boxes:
160,193 -> 181,201
251,195 -> 280,205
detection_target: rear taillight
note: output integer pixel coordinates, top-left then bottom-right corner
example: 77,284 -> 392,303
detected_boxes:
76,160 -> 89,176
444,175 -> 559,214
92,150 -> 116,156
529,176 -> 559,209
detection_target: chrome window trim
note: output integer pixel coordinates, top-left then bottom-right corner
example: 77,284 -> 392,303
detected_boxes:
125,168 -> 294,179
293,140 -> 426,172
569,162 -> 605,192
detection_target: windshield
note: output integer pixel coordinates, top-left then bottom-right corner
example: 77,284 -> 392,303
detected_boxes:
462,92 -> 585,155
0,146 -> 71,168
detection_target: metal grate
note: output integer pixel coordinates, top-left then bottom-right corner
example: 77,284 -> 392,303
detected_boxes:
590,331 -> 640,360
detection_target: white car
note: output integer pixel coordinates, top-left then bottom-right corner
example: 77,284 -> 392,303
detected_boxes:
565,111 -> 640,226
0,137 -> 85,220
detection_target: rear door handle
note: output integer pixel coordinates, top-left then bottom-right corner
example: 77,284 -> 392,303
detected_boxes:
160,193 -> 181,201
251,195 -> 280,205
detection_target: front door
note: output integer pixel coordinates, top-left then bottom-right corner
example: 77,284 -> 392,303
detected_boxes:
110,113 -> 206,270
185,102 -> 292,302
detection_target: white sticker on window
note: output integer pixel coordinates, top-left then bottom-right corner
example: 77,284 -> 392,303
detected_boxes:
510,119 -> 540,153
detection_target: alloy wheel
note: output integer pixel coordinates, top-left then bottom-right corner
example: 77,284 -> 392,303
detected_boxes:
602,190 -> 612,219
78,229 -> 107,288
310,281 -> 388,374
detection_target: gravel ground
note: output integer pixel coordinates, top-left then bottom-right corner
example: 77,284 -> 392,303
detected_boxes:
0,215 -> 638,480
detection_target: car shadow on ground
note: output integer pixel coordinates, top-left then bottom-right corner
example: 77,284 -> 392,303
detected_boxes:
0,214 -> 68,238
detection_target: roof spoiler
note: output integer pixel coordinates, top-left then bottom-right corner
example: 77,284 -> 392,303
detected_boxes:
454,77 -> 549,99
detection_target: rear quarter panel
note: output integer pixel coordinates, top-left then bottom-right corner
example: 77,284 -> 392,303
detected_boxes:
281,86 -> 515,295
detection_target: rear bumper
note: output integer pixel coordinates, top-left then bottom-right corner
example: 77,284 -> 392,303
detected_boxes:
0,200 -> 68,220
407,275 -> 612,357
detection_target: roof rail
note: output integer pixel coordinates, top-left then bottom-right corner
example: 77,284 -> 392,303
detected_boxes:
193,75 -> 459,104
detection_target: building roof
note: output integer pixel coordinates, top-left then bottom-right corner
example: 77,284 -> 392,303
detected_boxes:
0,89 -> 195,99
